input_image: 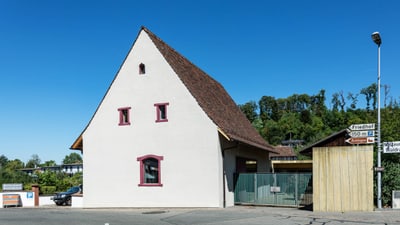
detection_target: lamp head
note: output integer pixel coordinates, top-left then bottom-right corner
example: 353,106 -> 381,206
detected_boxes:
372,32 -> 382,46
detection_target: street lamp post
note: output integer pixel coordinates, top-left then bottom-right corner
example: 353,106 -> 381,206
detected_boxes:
371,31 -> 382,209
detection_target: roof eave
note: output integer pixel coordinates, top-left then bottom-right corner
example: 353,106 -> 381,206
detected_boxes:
299,129 -> 347,155
225,132 -> 278,153
70,135 -> 83,151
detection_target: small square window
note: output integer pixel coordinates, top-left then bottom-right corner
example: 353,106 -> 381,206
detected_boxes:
118,107 -> 131,126
154,103 -> 169,122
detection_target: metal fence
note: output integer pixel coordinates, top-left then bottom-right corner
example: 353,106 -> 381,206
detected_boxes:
234,173 -> 312,207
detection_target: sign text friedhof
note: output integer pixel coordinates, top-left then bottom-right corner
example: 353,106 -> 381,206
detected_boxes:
348,123 -> 375,131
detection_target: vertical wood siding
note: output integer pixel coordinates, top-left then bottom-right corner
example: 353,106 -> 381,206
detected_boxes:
313,146 -> 373,212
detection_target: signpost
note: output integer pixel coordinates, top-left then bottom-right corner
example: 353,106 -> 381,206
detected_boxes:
346,123 -> 376,145
348,123 -> 375,131
383,141 -> 400,153
347,130 -> 375,138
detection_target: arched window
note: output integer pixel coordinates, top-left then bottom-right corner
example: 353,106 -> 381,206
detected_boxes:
137,154 -> 163,186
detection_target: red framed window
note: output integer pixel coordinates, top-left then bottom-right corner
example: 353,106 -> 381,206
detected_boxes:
154,103 -> 169,122
137,154 -> 164,187
118,107 -> 131,126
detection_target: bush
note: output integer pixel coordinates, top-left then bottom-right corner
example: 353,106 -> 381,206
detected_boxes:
24,183 -> 33,191
40,186 -> 57,195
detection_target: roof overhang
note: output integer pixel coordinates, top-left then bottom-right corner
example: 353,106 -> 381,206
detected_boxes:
70,135 -> 83,151
218,128 -> 278,154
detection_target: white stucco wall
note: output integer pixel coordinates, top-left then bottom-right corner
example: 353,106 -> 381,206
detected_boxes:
82,30 -> 224,208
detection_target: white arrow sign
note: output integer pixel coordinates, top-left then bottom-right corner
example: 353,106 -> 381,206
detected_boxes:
383,141 -> 400,153
348,123 -> 375,131
348,130 -> 375,138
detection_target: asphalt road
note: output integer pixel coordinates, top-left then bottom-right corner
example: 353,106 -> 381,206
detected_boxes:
0,206 -> 399,225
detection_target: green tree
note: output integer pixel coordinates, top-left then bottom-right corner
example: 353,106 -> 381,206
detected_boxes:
5,159 -> 24,171
1,159 -> 31,186
59,172 -> 83,191
262,119 -> 283,145
63,153 -> 82,164
259,96 -> 279,122
331,92 -> 340,112
0,155 -> 8,168
278,112 -> 303,141
360,83 -> 377,112
41,160 -> 57,167
286,94 -> 311,113
25,154 -> 41,168
347,92 -> 359,110
238,101 -> 258,123
310,89 -> 327,117
37,170 -> 57,186
380,157 -> 400,206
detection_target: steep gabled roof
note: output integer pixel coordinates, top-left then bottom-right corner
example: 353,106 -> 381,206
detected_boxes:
142,27 -> 275,152
71,27 -> 276,153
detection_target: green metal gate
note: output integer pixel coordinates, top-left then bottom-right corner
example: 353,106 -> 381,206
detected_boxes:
234,173 -> 312,207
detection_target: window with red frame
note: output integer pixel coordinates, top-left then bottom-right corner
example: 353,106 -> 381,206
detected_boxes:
137,155 -> 163,186
154,103 -> 169,122
118,107 -> 131,126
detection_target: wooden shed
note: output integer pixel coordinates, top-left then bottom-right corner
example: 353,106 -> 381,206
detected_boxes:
301,129 -> 374,212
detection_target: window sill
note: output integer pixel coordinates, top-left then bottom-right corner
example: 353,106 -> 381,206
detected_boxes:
138,183 -> 163,187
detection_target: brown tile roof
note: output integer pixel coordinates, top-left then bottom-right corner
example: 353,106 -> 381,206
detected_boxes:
143,27 -> 275,152
71,27 -> 276,153
269,145 -> 297,159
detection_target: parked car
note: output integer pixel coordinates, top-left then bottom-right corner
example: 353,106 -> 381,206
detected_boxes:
51,185 -> 82,206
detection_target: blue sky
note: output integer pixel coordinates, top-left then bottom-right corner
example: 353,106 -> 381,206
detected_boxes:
1,0 -> 399,164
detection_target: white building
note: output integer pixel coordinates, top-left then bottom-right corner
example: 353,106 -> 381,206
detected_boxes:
71,27 -> 277,208
20,163 -> 82,176
61,163 -> 83,175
